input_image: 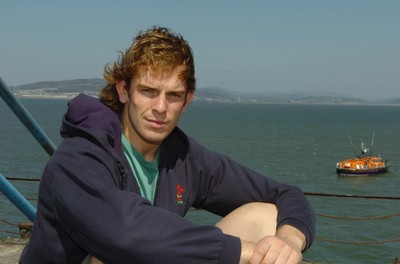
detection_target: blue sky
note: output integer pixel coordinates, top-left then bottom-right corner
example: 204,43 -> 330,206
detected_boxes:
1,1 -> 399,100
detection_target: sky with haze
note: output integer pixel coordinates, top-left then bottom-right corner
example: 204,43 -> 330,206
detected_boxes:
1,0 -> 399,101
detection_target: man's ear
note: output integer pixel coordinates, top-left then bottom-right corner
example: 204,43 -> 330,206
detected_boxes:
116,81 -> 129,104
182,90 -> 194,113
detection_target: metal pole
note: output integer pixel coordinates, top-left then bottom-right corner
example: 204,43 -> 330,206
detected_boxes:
0,77 -> 56,156
0,173 -> 36,221
0,77 -> 57,221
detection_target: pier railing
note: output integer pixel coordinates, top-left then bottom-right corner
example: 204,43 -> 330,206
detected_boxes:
2,178 -> 400,243
1,78 -> 57,223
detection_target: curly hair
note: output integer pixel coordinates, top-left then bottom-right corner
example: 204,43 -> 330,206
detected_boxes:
99,26 -> 196,111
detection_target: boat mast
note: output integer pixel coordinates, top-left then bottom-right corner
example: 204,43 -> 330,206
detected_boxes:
370,132 -> 375,155
346,131 -> 358,156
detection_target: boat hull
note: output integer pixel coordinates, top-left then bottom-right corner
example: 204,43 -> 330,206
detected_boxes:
336,167 -> 388,176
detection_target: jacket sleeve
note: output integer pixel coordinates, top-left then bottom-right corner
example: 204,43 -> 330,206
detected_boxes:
50,138 -> 241,264
188,139 -> 316,250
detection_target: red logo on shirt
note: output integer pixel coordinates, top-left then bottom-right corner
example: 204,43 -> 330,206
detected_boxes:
176,184 -> 185,205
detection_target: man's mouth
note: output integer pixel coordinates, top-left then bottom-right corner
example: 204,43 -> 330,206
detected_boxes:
147,119 -> 167,128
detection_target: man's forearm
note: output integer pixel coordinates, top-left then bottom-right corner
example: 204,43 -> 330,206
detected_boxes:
276,224 -> 306,252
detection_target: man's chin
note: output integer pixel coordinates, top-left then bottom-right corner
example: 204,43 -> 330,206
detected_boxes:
143,133 -> 168,146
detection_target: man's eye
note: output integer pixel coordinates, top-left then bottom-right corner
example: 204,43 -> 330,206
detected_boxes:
169,92 -> 182,98
141,88 -> 154,94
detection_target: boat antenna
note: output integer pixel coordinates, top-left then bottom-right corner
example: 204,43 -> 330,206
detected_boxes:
370,132 -> 375,155
346,131 -> 357,156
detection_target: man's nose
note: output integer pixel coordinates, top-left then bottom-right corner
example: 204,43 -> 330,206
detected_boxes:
152,95 -> 167,113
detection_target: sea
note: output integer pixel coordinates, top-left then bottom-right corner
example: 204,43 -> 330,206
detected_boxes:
1,97 -> 399,264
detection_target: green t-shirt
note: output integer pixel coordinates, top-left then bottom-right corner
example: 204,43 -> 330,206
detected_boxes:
122,133 -> 159,204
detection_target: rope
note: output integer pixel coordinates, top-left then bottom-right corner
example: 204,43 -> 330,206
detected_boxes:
3,179 -> 400,199
5,176 -> 40,182
316,212 -> 400,221
2,178 -> 400,245
0,218 -> 19,227
0,193 -> 37,201
304,192 -> 400,200
316,236 -> 400,245
0,229 -> 19,235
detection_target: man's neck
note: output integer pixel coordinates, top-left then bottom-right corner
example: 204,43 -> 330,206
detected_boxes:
121,129 -> 158,162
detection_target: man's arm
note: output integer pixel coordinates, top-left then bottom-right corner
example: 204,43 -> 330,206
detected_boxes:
216,203 -> 307,264
190,141 -> 315,250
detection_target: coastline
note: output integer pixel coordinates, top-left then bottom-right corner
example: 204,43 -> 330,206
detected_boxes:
7,78 -> 400,105
14,94 -> 400,107
16,94 -> 80,100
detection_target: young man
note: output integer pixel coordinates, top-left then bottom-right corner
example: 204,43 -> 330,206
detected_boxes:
20,27 -> 315,264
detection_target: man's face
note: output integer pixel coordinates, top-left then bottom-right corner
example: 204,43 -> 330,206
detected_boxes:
117,66 -> 193,151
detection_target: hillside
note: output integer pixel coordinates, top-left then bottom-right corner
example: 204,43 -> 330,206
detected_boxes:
13,79 -> 400,105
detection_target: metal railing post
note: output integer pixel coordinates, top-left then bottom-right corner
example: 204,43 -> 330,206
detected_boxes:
0,78 -> 56,156
0,173 -> 36,221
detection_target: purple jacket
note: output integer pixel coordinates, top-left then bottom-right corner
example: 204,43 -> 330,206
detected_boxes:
20,94 -> 315,263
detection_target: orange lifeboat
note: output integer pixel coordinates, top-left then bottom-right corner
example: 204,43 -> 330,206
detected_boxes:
336,140 -> 390,176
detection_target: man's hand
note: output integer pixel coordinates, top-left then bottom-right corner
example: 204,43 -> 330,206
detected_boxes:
240,225 -> 305,264
89,256 -> 103,264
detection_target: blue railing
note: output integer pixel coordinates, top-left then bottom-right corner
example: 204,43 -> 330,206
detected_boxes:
0,77 -> 56,221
